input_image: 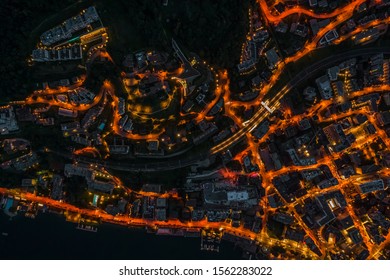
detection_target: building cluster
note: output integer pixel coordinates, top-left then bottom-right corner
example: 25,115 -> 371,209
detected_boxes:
120,52 -> 172,137
123,50 -> 169,75
64,163 -> 116,194
66,87 -> 96,105
237,8 -> 271,74
232,53 -> 390,258
342,4 -> 390,46
0,152 -> 39,171
120,49 -> 180,138
40,6 -> 100,46
37,75 -> 84,91
21,85 -> 104,147
269,0 -> 389,55
32,45 -> 82,62
32,6 -> 106,63
182,49 -> 390,258
97,185 -> 182,224
110,43 -> 219,155
183,173 -> 262,228
0,106 -> 19,135
0,195 -> 45,219
61,100 -> 105,146
117,114 -> 134,133
19,172 -> 64,201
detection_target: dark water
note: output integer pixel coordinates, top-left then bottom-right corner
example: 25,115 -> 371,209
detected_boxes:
0,212 -> 242,260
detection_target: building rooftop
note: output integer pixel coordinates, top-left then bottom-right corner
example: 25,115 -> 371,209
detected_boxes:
0,106 -> 19,135
265,48 -> 281,70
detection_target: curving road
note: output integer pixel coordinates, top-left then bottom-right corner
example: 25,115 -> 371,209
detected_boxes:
259,0 -> 365,23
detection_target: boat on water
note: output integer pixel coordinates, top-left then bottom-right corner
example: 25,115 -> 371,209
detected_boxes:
76,223 -> 98,232
2,232 -> 8,236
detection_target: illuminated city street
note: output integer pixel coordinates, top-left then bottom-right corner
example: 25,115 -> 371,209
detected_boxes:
1,0 -> 390,260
